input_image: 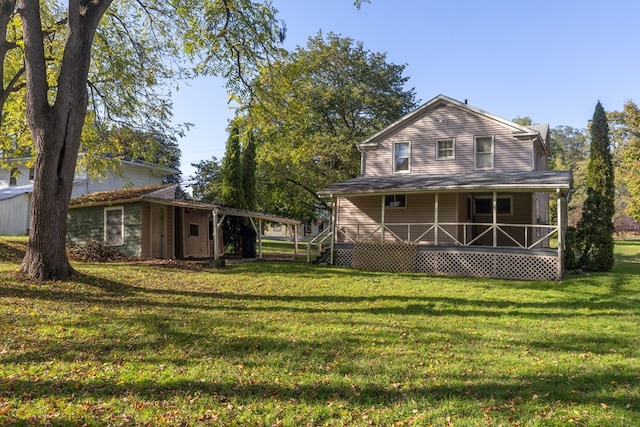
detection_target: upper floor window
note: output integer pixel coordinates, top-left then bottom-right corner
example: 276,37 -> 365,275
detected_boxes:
9,168 -> 18,186
28,167 -> 35,181
474,136 -> 494,170
104,207 -> 124,246
393,141 -> 410,172
436,138 -> 455,160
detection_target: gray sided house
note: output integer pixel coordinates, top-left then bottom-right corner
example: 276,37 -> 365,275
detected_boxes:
0,156 -> 179,236
68,185 -> 300,260
318,95 -> 573,281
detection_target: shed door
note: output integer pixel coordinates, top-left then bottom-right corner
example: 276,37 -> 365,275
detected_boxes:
150,205 -> 166,258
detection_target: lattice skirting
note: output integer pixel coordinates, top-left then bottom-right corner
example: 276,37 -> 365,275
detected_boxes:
333,244 -> 560,281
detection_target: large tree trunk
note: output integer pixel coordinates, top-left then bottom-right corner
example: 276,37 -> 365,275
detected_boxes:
18,0 -> 112,281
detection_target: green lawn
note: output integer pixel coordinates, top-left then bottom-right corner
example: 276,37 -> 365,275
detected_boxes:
1,237 -> 639,426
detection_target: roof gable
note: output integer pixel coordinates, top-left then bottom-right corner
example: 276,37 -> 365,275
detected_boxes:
358,95 -> 546,151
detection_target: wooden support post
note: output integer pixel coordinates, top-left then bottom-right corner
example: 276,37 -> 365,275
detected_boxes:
557,189 -> 564,280
434,192 -> 439,245
381,195 -> 386,241
294,223 -> 298,256
492,191 -> 497,247
330,196 -> 337,265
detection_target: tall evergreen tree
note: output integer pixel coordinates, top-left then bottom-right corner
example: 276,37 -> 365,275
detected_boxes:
576,101 -> 615,271
220,121 -> 246,255
242,129 -> 257,212
220,122 -> 246,209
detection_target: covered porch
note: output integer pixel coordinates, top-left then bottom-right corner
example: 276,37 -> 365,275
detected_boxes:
318,171 -> 573,281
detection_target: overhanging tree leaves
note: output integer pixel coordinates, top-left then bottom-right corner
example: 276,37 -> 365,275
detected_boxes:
7,0 -> 287,280
247,32 -> 417,220
576,101 -> 615,271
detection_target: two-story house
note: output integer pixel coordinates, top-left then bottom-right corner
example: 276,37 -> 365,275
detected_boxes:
0,156 -> 179,236
318,95 -> 573,281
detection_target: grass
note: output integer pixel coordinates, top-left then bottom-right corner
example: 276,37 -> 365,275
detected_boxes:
0,236 -> 639,426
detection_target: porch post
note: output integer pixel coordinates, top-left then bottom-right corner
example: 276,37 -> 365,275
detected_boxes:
492,191 -> 497,247
380,195 -> 386,241
258,218 -> 263,259
213,209 -> 219,261
293,222 -> 298,256
330,196 -> 337,265
557,189 -> 564,280
434,192 -> 439,245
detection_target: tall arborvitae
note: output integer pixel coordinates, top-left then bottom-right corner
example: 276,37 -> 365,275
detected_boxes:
242,130 -> 257,212
220,121 -> 246,209
576,101 -> 615,271
220,121 -> 246,255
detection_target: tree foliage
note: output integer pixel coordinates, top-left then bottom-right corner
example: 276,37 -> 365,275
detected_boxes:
610,101 -> 640,221
242,129 -> 257,211
576,101 -> 615,271
549,125 -> 589,226
220,121 -> 246,209
190,157 -> 221,203
247,32 -> 418,219
0,0 -> 291,280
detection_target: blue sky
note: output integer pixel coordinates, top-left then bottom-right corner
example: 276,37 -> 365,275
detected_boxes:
172,0 -> 640,181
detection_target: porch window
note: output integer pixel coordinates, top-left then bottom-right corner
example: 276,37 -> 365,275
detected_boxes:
104,207 -> 124,246
474,196 -> 512,215
394,141 -> 410,172
385,194 -> 406,208
436,138 -> 455,159
474,136 -> 494,170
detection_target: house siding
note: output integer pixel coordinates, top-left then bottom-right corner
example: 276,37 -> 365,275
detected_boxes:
0,193 -> 31,235
67,202 -> 143,257
364,103 -> 532,176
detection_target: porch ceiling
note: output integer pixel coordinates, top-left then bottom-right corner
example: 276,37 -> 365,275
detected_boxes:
318,171 -> 573,197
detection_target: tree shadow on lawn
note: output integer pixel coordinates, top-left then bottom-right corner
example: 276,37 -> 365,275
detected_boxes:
2,370 -> 638,421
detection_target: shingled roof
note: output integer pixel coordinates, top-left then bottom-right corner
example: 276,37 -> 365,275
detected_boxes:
318,171 -> 573,197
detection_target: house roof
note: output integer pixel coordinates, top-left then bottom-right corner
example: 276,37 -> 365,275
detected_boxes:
358,94 -> 551,156
70,184 -> 301,225
317,171 -> 573,197
0,184 -> 33,201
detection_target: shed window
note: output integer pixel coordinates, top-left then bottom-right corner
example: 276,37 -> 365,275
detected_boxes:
474,196 -> 512,215
393,141 -> 410,172
474,136 -> 494,170
104,207 -> 124,246
189,223 -> 199,237
385,194 -> 406,208
436,139 -> 455,159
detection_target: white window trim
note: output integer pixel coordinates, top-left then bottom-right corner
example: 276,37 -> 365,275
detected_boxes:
393,141 -> 411,173
474,135 -> 494,170
104,206 -> 125,246
188,222 -> 200,237
436,138 -> 456,160
473,195 -> 513,216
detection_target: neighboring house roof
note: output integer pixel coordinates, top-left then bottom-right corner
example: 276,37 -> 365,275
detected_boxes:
70,184 -> 301,226
357,94 -> 551,157
0,184 -> 33,201
318,171 -> 573,197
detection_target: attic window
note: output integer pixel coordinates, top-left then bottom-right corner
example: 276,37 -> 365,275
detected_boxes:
436,139 -> 455,159
393,141 -> 410,172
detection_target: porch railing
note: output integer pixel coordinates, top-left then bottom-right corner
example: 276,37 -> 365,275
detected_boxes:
304,227 -> 333,263
336,222 -> 558,250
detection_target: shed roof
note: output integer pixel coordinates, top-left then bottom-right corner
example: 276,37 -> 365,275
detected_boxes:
318,171 -> 573,197
70,184 -> 301,225
0,185 -> 33,201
